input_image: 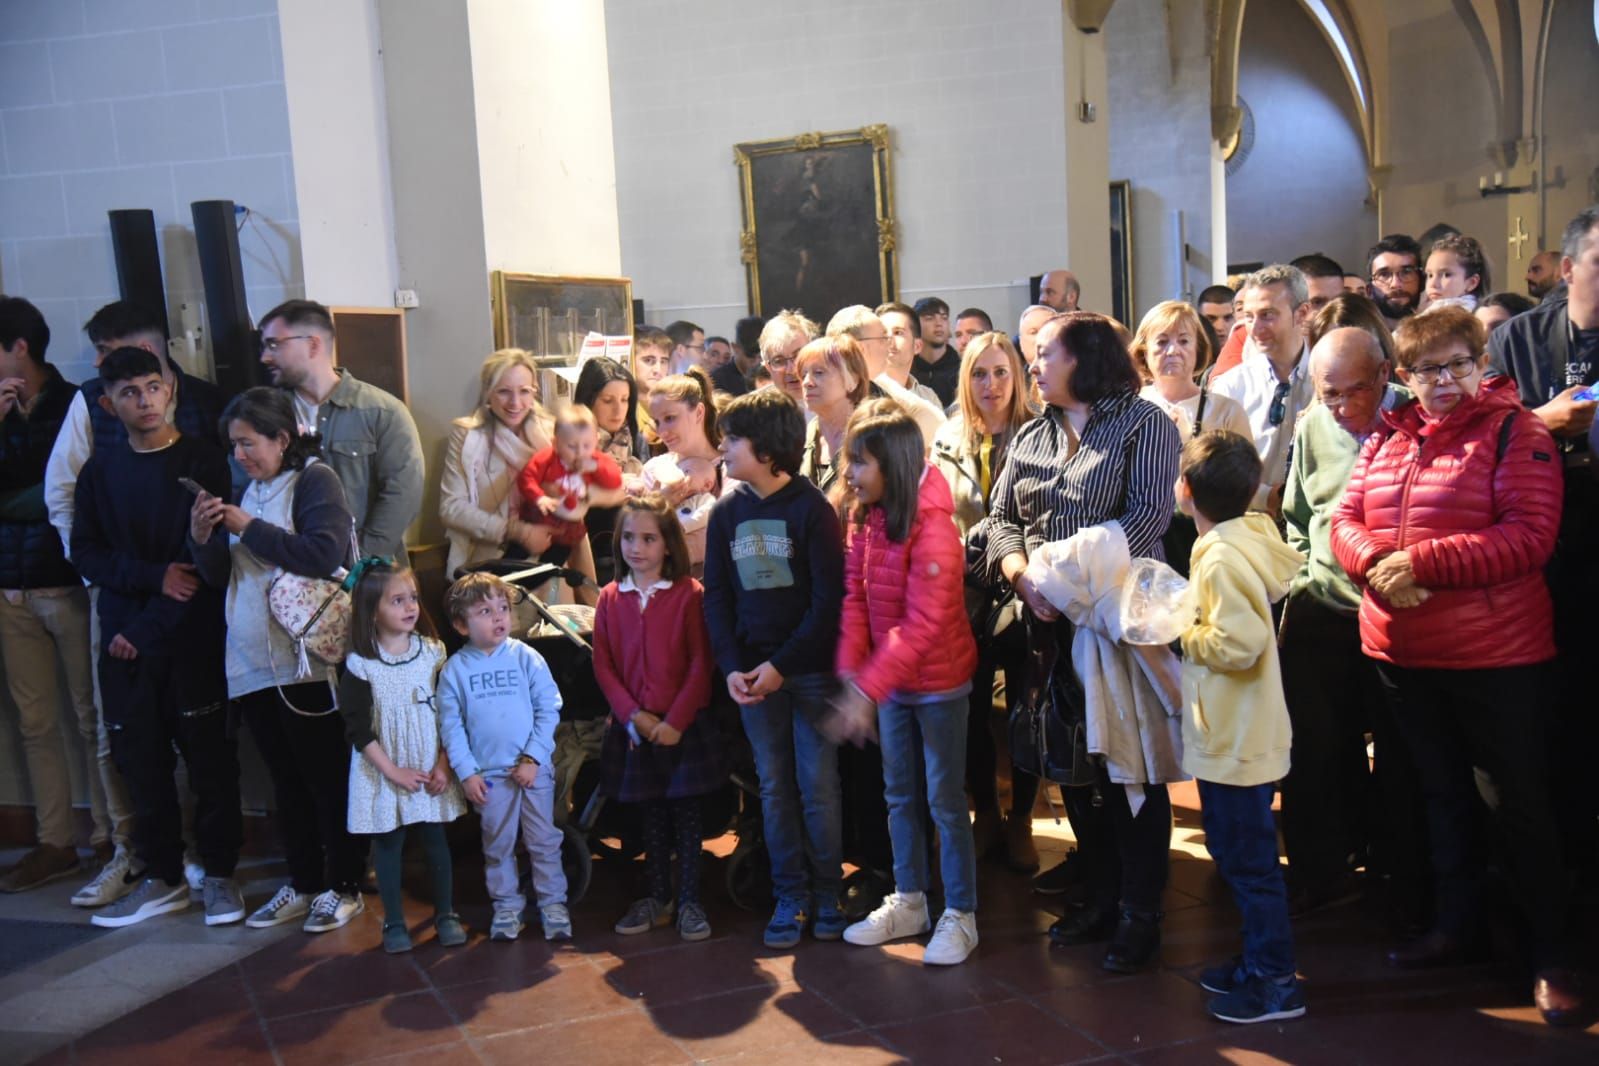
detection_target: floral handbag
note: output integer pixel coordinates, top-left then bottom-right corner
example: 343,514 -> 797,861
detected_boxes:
267,521 -> 362,680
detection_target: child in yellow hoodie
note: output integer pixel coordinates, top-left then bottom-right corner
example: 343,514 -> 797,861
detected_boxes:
1175,432 -> 1307,1026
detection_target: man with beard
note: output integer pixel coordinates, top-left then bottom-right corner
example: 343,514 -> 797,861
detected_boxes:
1366,234 -> 1424,330
1526,250 -> 1561,301
257,300 -> 423,562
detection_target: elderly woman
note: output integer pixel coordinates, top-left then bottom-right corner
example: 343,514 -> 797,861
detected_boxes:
970,312 -> 1181,972
931,332 -> 1042,874
190,387 -> 362,933
1133,301 -> 1252,574
758,309 -> 820,409
1330,305 -> 1580,1025
438,349 -> 555,576
797,334 -> 871,496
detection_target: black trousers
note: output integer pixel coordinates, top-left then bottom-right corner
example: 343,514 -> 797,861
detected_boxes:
1548,474 -> 1599,876
103,655 -> 241,884
1279,594 -> 1426,905
1060,764 -> 1171,916
236,681 -> 365,895
1373,661 -> 1570,964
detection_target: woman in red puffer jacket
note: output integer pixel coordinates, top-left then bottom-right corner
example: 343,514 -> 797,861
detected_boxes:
831,401 -> 980,966
1329,305 -> 1578,1023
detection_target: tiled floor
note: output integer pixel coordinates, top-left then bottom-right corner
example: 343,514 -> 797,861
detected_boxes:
8,783 -> 1598,1065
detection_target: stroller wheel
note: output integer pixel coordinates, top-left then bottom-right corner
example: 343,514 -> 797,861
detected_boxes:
561,824 -> 593,903
724,839 -> 771,913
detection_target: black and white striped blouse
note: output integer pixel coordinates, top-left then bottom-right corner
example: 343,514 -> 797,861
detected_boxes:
969,389 -> 1182,582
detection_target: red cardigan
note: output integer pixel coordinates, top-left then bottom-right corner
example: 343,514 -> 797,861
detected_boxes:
591,577 -> 713,731
1329,375 -> 1562,670
837,465 -> 977,702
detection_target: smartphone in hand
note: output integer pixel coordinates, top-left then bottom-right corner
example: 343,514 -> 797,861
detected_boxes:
177,477 -> 207,496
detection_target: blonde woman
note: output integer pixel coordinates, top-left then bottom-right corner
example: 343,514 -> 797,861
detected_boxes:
929,332 -> 1040,873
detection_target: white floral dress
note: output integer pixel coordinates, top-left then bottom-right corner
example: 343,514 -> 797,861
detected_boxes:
346,636 -> 467,833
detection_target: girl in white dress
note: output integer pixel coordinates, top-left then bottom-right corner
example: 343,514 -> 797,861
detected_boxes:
341,564 -> 467,953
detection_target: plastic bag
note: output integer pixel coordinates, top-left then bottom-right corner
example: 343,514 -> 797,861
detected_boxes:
1118,558 -> 1193,645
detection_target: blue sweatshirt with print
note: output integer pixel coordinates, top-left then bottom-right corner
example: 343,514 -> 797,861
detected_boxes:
437,638 -> 562,779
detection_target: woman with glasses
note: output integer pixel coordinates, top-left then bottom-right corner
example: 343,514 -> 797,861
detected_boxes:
1330,305 -> 1581,1025
969,312 -> 1182,973
189,387 -> 365,935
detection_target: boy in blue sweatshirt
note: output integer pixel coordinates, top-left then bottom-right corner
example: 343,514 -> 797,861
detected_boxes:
436,573 -> 568,942
703,389 -> 847,949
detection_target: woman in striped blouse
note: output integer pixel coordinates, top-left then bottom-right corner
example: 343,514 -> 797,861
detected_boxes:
969,311 -> 1183,973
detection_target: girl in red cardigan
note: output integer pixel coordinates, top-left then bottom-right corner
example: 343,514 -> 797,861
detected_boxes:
833,401 -> 980,965
593,495 -> 720,942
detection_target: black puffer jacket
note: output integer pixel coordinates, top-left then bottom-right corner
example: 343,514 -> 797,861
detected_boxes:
0,366 -> 81,589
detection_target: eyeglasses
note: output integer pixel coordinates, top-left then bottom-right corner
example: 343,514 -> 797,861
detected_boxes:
1317,381 -> 1375,408
1406,355 -> 1479,384
857,333 -> 889,344
1267,381 -> 1292,427
765,355 -> 797,372
260,334 -> 312,353
1372,266 -> 1420,284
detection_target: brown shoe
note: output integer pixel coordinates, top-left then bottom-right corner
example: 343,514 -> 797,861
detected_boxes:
0,844 -> 81,893
1002,813 -> 1039,873
1533,968 -> 1587,1028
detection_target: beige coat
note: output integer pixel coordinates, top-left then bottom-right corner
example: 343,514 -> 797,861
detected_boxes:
438,415 -> 550,576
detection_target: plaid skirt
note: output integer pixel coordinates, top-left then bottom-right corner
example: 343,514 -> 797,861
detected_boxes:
601,712 -> 727,802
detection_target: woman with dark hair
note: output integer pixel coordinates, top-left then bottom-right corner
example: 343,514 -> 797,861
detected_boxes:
969,312 -> 1183,972
576,357 -> 648,585
190,387 -> 364,935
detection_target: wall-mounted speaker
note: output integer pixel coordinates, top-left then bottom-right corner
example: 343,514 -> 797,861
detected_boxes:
191,199 -> 257,397
107,209 -> 169,336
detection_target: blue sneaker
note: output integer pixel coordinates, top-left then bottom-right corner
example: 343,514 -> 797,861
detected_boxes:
1207,974 -> 1307,1024
764,897 -> 808,949
811,895 -> 850,941
1199,955 -> 1246,994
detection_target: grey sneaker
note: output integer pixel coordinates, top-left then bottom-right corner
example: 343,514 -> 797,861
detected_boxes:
202,876 -> 246,926
677,901 -> 711,942
183,853 -> 205,902
490,909 -> 524,941
90,878 -> 188,928
614,897 -> 673,935
541,902 -> 572,941
303,890 -> 363,933
246,884 -> 309,928
71,846 -> 137,908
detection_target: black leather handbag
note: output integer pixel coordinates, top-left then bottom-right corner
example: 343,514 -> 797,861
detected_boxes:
1008,615 -> 1095,788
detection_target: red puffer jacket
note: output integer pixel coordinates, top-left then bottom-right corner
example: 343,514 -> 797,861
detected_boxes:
1329,375 -> 1562,669
837,465 -> 978,702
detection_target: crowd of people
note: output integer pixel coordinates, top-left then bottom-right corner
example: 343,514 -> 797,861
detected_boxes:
0,203 -> 1594,1027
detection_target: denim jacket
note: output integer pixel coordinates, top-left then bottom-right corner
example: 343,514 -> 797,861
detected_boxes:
307,370 -> 423,563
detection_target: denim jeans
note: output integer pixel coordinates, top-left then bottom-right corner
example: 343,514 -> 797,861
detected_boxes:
1198,779 -> 1296,980
740,678 -> 843,904
879,694 -> 978,912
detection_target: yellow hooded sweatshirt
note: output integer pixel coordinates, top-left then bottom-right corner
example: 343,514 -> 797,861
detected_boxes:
1179,512 -> 1304,787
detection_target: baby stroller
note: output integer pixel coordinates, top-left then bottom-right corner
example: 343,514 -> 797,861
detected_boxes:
460,560 -> 770,909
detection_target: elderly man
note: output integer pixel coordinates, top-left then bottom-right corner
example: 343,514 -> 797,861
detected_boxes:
1016,304 -> 1056,369
826,305 -> 944,448
756,309 -> 817,409
1039,269 -> 1080,312
1279,327 -> 1420,919
1211,264 -> 1317,513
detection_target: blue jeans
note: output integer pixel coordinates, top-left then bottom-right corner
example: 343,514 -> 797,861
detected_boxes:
1198,779 -> 1296,980
879,694 -> 978,913
740,680 -> 843,904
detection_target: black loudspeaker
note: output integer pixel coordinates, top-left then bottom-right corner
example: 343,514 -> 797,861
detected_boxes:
191,199 -> 257,396
107,209 -> 169,336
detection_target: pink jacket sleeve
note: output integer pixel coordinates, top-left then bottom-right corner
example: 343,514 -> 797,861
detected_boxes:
835,521 -> 873,679
853,505 -> 967,703
590,587 -> 641,724
1330,430 -> 1393,584
663,582 -> 714,732
1407,411 -> 1563,587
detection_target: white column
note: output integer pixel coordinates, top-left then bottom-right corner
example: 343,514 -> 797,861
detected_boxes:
1061,20 -> 1112,313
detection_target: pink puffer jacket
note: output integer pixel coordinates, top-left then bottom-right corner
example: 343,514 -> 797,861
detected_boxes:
837,465 -> 978,702
1329,375 -> 1562,669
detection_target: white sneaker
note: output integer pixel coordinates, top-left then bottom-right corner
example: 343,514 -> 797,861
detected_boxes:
246,884 -> 310,928
303,889 -> 363,933
184,854 -> 205,902
842,891 -> 931,946
90,878 -> 188,928
922,908 -> 978,966
71,846 -> 137,908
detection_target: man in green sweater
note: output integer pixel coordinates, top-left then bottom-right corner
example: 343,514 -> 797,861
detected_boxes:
1279,327 -> 1421,923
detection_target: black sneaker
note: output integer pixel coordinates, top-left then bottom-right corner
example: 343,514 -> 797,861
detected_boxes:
1032,851 -> 1083,896
1207,975 -> 1307,1024
1199,955 -> 1246,994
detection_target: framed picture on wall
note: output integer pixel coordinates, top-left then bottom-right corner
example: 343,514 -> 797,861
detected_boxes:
329,307 -> 407,403
734,125 -> 898,325
1109,180 -> 1133,327
490,272 -> 634,359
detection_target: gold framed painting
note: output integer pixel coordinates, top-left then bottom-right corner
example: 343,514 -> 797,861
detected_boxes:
489,271 -> 634,359
734,125 -> 897,325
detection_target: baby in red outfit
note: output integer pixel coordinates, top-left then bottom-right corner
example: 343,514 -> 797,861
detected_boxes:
517,405 -> 623,560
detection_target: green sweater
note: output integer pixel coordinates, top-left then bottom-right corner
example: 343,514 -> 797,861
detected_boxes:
1282,386 -> 1410,613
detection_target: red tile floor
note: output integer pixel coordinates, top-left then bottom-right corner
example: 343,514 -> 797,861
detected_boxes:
27,778 -> 1598,1065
